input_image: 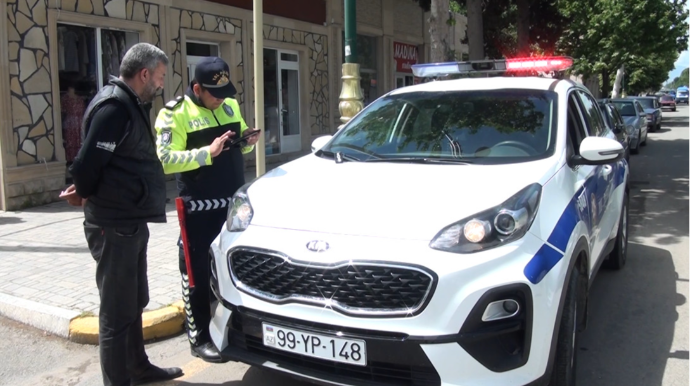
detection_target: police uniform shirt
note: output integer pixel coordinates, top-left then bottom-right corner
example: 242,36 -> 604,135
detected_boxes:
154,92 -> 254,202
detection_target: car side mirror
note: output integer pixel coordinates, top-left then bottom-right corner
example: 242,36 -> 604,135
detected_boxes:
571,137 -> 624,166
311,135 -> 333,152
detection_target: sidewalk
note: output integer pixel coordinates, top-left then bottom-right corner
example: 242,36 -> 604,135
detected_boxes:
0,168 -> 259,342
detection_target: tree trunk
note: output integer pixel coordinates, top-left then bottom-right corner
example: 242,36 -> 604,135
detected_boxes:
611,65 -> 624,98
601,69 -> 610,98
429,0 -> 452,62
466,0 -> 484,60
516,0 -> 530,56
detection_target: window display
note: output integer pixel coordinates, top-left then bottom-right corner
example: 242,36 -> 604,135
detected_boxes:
57,24 -> 139,172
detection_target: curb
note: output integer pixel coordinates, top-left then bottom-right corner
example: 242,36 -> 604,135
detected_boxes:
0,292 -> 185,345
0,292 -> 80,337
69,301 -> 186,345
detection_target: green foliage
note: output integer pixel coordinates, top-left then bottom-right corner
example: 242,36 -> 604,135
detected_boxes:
666,67 -> 690,89
556,0 -> 689,93
413,0 -> 688,96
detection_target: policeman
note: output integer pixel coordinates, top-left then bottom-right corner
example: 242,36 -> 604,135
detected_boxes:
154,57 -> 260,362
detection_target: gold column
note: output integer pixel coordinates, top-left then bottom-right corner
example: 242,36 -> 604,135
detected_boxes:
338,63 -> 364,125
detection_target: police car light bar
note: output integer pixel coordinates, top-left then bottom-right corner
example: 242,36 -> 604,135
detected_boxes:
411,56 -> 574,78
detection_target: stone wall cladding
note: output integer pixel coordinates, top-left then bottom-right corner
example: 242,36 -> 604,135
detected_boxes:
250,25 -> 329,136
7,0 -> 162,166
168,9 -> 243,104
394,0 -> 423,37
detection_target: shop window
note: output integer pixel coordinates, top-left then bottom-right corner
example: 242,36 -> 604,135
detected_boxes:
58,23 -> 139,171
342,33 -> 378,106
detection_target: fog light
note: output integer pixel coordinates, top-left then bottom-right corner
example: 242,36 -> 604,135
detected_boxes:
482,299 -> 520,322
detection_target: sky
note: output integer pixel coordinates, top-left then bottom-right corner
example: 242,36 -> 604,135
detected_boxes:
666,3 -> 690,84
666,50 -> 689,84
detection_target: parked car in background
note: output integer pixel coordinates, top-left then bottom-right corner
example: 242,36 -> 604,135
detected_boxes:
609,98 -> 648,154
659,95 -> 677,111
676,86 -> 689,104
629,96 -> 662,132
599,100 -> 631,164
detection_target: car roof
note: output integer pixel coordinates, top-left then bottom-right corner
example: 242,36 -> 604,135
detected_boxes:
388,76 -> 579,95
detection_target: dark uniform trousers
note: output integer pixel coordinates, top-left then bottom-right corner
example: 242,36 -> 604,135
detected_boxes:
84,221 -> 151,386
178,208 -> 227,346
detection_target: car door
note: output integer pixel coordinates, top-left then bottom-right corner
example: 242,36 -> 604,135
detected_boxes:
634,100 -> 648,137
564,92 -> 598,263
575,90 -> 619,270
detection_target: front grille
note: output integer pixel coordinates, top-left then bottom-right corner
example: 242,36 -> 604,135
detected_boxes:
229,249 -> 435,316
227,307 -> 441,386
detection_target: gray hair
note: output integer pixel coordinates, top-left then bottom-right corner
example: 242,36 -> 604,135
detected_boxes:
119,43 -> 169,79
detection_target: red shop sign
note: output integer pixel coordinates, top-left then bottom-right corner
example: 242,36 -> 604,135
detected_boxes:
394,42 -> 418,73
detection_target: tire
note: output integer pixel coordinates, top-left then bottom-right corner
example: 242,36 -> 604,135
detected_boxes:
631,129 -> 640,154
641,129 -> 648,146
655,123 -> 661,131
673,108 -> 676,112
603,192 -> 628,270
550,266 -> 580,386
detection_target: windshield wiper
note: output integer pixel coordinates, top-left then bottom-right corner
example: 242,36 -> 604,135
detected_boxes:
316,150 -> 362,163
362,157 -> 473,164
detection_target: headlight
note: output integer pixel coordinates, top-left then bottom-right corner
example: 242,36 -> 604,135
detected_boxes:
226,183 -> 254,232
430,183 -> 542,254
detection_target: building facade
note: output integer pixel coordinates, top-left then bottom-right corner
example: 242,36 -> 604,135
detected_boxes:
0,0 -> 469,210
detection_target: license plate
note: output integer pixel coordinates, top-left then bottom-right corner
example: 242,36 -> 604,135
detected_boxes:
262,323 -> 367,366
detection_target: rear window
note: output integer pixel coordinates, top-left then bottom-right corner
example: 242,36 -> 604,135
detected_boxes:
324,89 -> 558,164
660,96 -> 674,101
612,101 -> 637,116
635,98 -> 655,109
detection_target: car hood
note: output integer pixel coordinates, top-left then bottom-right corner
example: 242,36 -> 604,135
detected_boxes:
246,155 -> 559,241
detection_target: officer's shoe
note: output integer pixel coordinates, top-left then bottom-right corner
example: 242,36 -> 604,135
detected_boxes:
191,342 -> 223,363
131,364 -> 183,385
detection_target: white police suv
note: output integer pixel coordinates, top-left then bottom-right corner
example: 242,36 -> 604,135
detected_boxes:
207,57 -> 629,386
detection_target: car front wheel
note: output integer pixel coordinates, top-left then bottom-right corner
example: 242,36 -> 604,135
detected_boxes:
550,266 -> 581,386
604,191 -> 628,270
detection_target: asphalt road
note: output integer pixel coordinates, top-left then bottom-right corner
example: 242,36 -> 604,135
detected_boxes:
0,106 -> 687,386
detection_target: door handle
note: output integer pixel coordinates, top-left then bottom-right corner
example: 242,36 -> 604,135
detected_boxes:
601,165 -> 613,176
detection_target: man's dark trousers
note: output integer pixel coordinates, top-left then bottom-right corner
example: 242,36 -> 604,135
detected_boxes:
84,221 -> 151,386
179,209 -> 226,346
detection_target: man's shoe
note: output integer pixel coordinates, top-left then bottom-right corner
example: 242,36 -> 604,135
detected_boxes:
131,364 -> 183,385
191,342 -> 223,363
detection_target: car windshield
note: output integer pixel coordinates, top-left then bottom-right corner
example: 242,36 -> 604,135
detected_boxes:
635,98 -> 655,109
322,89 -> 558,164
612,101 -> 637,116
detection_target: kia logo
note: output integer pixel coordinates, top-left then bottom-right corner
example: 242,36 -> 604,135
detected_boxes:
306,240 -> 329,252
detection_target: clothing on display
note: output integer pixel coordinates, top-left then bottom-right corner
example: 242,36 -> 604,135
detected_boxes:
102,30 -> 128,80
58,26 -> 94,77
61,90 -> 86,163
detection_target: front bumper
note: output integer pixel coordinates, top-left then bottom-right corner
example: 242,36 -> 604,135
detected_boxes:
209,226 -> 564,386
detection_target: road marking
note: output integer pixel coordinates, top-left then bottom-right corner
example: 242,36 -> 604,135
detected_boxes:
176,358 -> 212,381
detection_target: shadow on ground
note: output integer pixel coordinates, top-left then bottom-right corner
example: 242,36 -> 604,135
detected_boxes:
627,137 -> 689,246
577,242 -> 686,386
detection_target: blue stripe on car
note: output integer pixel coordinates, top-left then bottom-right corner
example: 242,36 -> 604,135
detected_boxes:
524,161 -> 626,284
524,243 -> 565,284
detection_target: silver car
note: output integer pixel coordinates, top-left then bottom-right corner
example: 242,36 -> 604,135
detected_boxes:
610,99 -> 648,154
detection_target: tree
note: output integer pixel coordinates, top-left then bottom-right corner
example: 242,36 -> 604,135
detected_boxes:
667,67 -> 690,89
556,0 -> 689,96
414,0 -> 483,61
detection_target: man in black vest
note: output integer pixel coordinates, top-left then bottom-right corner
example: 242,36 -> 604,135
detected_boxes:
60,43 -> 183,386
